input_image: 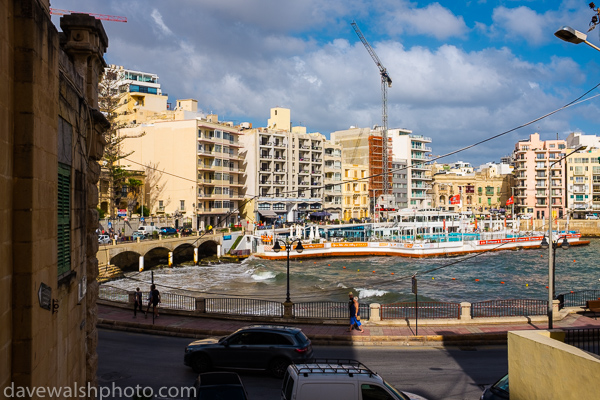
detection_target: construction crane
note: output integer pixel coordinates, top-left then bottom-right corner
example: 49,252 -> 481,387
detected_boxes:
50,8 -> 127,23
351,21 -> 393,211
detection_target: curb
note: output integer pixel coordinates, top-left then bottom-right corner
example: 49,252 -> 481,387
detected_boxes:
97,318 -> 508,347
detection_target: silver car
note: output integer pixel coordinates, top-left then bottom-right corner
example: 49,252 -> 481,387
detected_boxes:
98,234 -> 111,244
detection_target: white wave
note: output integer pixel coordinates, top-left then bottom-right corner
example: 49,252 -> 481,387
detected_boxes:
356,288 -> 388,298
336,282 -> 348,289
251,271 -> 277,281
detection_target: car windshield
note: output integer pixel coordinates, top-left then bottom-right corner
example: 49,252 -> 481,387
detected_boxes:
492,374 -> 509,393
383,379 -> 410,400
196,386 -> 246,400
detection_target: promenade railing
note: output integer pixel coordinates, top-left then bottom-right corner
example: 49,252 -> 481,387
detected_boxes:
293,302 -> 370,319
98,285 -> 592,321
205,298 -> 284,317
380,302 -> 460,320
564,328 -> 600,356
471,299 -> 547,318
558,290 -> 600,309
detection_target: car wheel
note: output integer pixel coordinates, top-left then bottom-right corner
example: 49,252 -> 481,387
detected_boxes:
191,353 -> 211,373
268,357 -> 290,378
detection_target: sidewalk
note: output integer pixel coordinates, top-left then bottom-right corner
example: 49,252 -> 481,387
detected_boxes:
97,304 -> 600,346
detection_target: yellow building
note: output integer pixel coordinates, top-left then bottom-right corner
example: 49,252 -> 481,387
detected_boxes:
431,164 -> 514,213
342,165 -> 370,221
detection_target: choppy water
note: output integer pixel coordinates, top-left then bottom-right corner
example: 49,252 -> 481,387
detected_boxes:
107,239 -> 600,304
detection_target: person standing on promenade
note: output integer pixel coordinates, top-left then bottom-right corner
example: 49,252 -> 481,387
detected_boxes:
148,284 -> 161,318
133,287 -> 143,318
348,292 -> 364,332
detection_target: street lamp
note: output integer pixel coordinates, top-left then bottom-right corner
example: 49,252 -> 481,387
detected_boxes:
554,26 -> 600,52
272,238 -> 304,303
544,144 -> 585,328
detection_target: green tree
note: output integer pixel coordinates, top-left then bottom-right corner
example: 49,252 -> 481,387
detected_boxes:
98,66 -> 144,218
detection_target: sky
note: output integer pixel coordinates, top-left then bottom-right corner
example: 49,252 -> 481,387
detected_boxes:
51,0 -> 600,166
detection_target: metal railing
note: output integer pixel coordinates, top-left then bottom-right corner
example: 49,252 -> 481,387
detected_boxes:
558,290 -> 600,309
564,328 -> 600,356
205,298 -> 284,317
380,302 -> 460,320
293,302 -> 370,320
160,292 -> 196,311
471,299 -> 547,318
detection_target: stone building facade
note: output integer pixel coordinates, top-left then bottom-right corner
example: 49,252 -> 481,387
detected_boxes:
1,1 -> 108,397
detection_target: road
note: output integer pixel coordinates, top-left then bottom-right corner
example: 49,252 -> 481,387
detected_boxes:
97,329 -> 507,400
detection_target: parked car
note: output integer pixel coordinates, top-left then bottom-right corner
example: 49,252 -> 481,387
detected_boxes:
189,372 -> 248,400
132,231 -> 148,240
160,226 -> 178,235
480,373 -> 509,400
181,227 -> 194,236
98,234 -> 110,245
184,325 -> 313,378
282,359 -> 429,400
585,213 -> 599,220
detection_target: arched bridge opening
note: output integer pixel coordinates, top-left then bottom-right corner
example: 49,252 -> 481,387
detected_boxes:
173,243 -> 195,264
198,240 -> 218,260
110,251 -> 142,272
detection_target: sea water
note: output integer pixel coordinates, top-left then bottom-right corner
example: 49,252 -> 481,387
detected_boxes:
108,239 -> 600,304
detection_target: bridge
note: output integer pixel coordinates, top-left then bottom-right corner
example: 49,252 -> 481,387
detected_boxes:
96,234 -> 223,271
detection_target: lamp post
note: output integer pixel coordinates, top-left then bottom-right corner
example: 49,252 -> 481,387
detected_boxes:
544,145 -> 585,328
272,238 -> 304,303
554,26 -> 600,52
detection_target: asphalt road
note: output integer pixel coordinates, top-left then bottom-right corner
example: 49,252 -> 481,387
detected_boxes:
97,329 -> 508,400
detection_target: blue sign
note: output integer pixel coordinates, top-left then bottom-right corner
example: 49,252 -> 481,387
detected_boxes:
223,235 -> 232,240
141,217 -> 145,222
108,222 -> 112,228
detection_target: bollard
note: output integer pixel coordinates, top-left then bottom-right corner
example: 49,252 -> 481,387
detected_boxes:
369,303 -> 381,322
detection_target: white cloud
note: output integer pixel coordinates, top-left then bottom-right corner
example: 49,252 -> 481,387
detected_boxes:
387,2 -> 469,40
150,9 -> 173,37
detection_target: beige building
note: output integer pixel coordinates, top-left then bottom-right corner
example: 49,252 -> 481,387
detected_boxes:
2,7 -> 108,396
119,108 -> 245,230
431,164 -> 514,213
240,108 -> 343,222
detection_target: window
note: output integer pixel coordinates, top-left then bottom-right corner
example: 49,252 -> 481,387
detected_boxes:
57,163 -> 71,276
180,200 -> 185,210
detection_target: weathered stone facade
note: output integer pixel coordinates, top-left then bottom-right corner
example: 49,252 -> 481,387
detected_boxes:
1,1 -> 108,397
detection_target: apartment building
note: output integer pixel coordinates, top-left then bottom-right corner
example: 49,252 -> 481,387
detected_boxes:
331,127 -> 384,218
119,108 -> 245,230
564,133 -> 600,216
512,133 -> 567,219
240,108 -> 342,222
391,159 -> 409,210
389,128 -> 433,209
342,165 -> 371,220
430,164 -> 514,212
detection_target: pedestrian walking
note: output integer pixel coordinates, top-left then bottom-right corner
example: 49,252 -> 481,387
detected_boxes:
347,292 -> 364,332
145,284 -> 161,319
133,287 -> 143,318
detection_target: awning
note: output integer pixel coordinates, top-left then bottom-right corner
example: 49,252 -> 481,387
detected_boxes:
310,211 -> 331,217
258,210 -> 277,218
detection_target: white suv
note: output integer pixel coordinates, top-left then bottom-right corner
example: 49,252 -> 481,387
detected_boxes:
585,214 -> 599,220
281,359 -> 428,400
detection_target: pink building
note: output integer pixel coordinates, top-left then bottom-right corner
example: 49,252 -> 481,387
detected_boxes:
512,133 -> 567,219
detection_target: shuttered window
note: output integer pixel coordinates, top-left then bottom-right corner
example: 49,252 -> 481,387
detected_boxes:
58,162 -> 71,276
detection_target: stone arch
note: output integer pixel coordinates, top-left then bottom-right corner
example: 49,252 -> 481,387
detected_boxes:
197,240 -> 219,259
110,250 -> 142,272
172,243 -> 196,264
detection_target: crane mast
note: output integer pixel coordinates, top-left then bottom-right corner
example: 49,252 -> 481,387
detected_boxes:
351,21 -> 392,198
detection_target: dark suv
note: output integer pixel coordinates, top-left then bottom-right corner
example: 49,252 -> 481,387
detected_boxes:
184,325 -> 313,378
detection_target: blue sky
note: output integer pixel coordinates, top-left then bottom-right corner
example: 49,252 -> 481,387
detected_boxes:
52,0 -> 600,166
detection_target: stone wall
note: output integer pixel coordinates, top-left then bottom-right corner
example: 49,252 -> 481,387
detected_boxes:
1,1 -> 108,397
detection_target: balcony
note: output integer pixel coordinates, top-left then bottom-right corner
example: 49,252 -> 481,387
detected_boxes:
260,168 -> 272,173
273,169 -> 286,174
260,154 -> 273,159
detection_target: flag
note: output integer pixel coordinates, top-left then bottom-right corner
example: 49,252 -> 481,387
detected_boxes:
506,196 -> 514,206
443,219 -> 446,232
450,194 -> 461,205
